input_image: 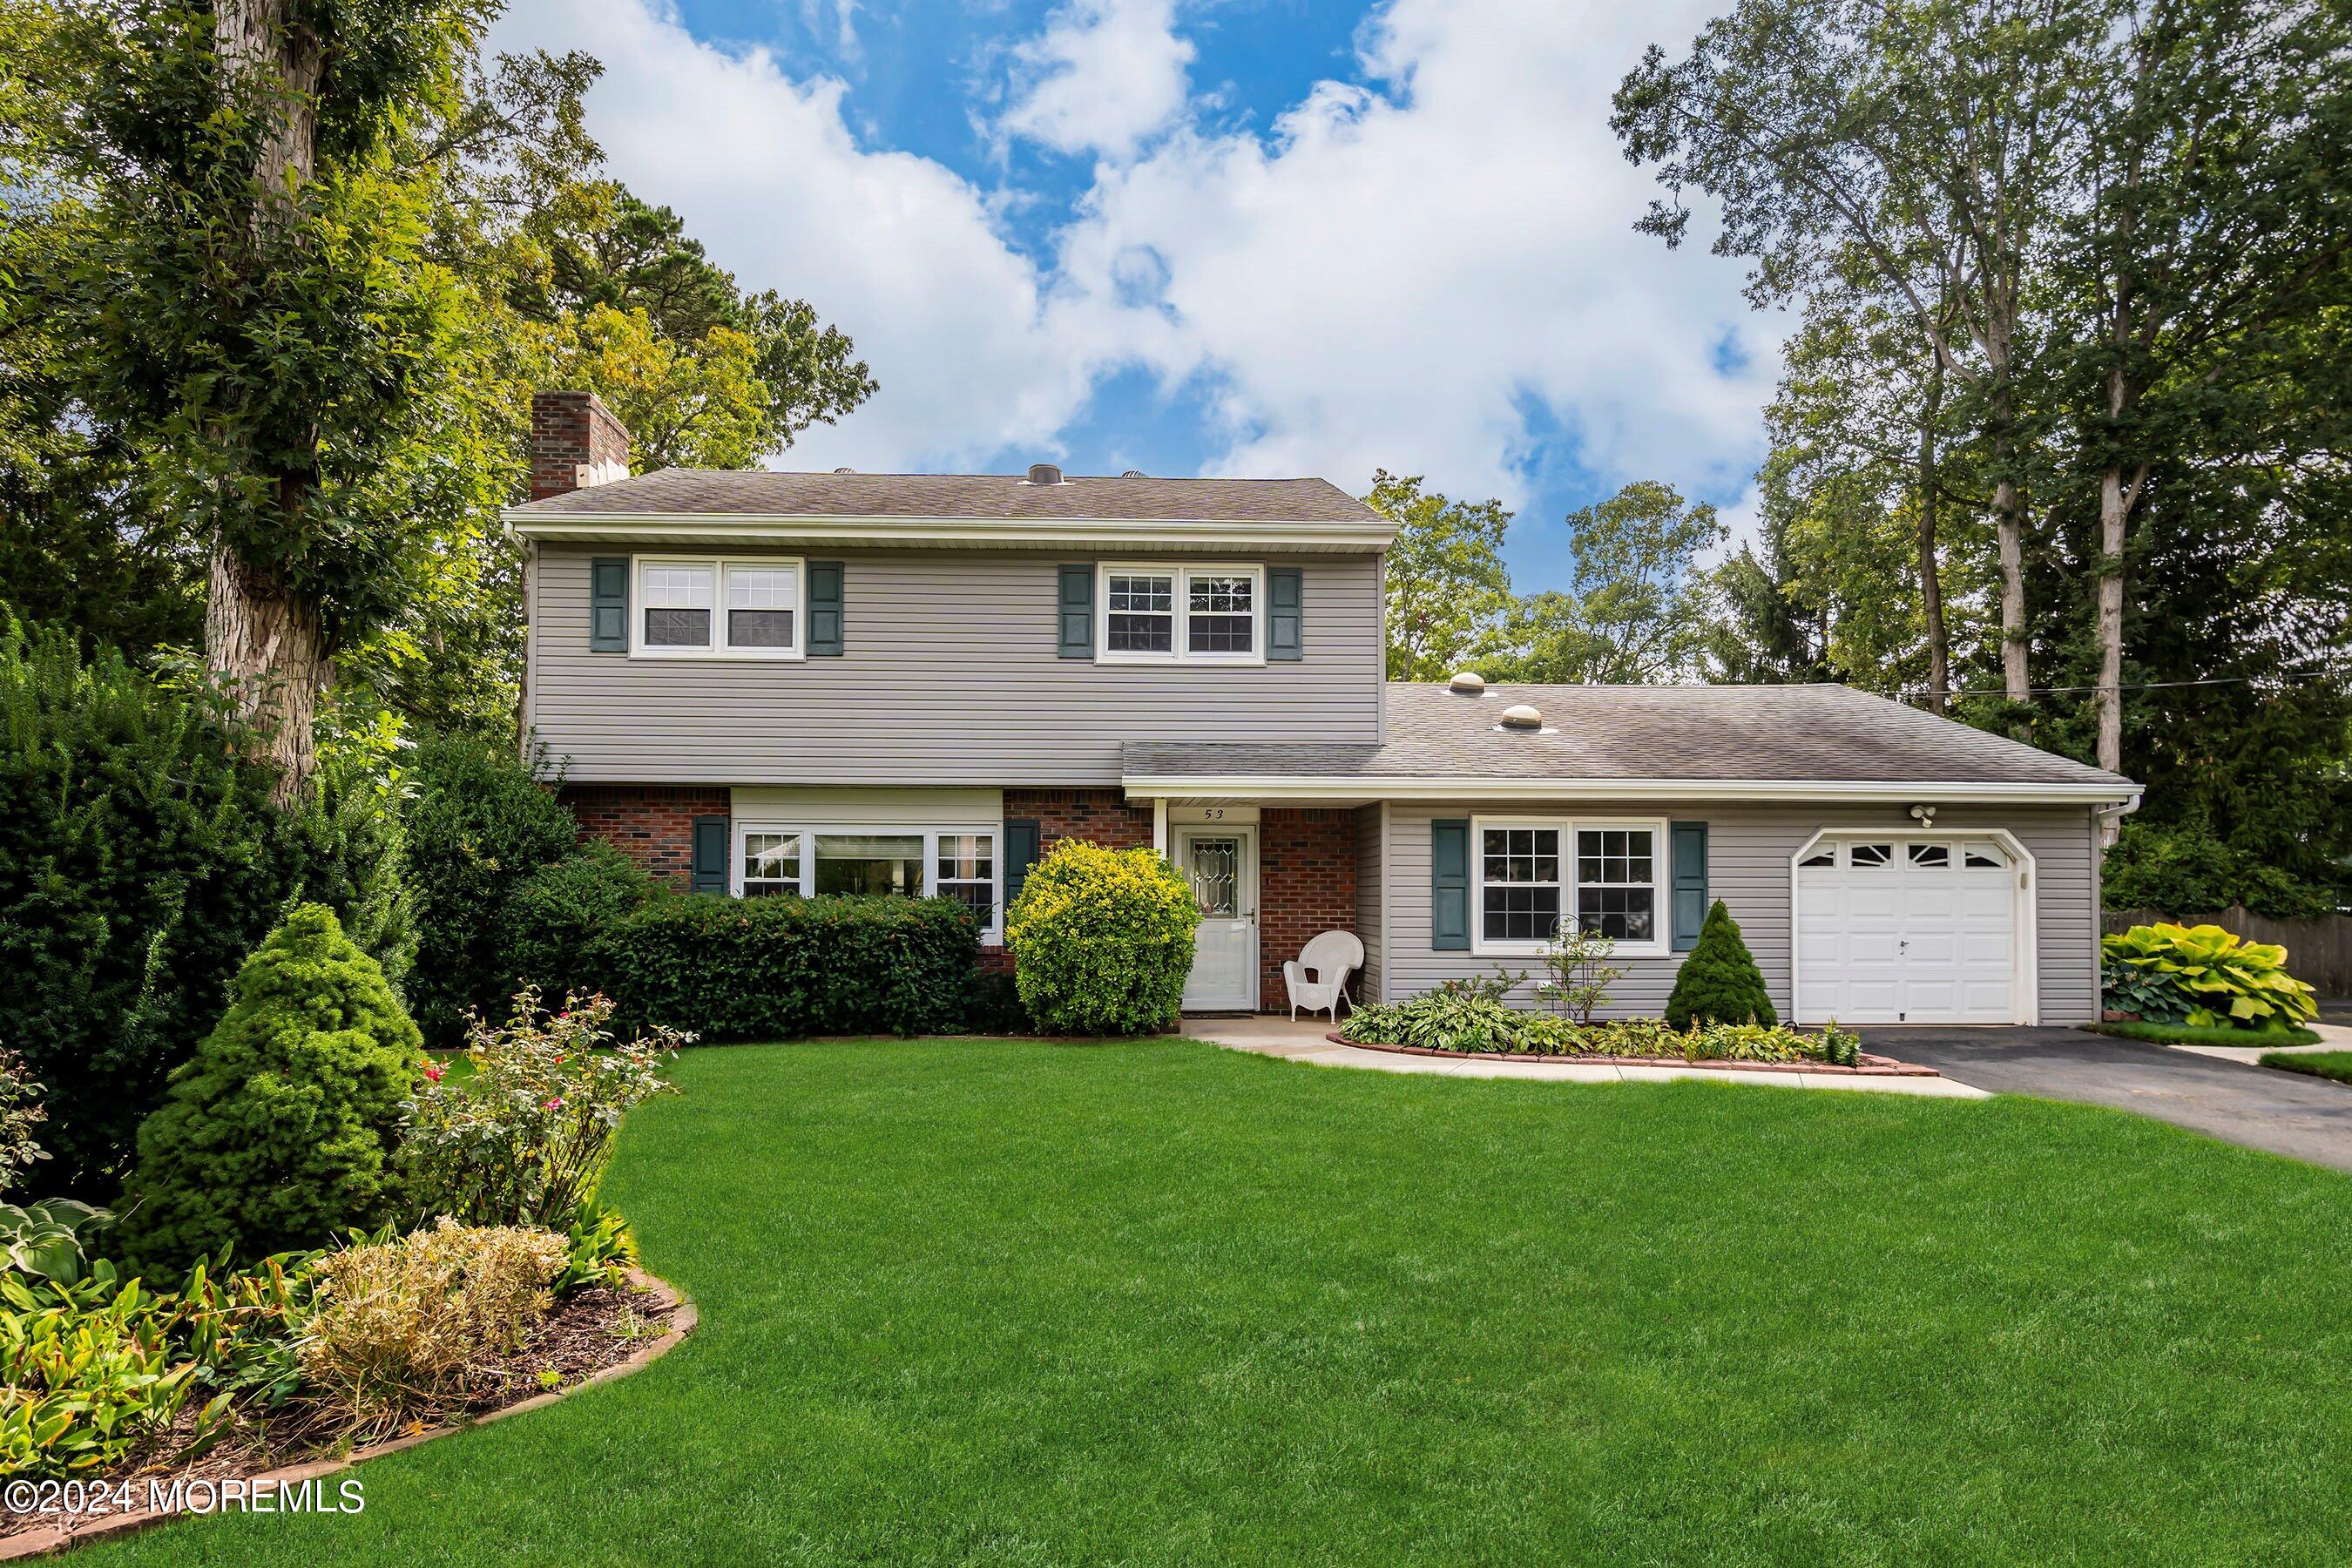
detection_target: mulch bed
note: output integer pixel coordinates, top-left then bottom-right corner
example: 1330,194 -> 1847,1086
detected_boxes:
1327,1034 -> 1940,1076
1,1272 -> 693,1558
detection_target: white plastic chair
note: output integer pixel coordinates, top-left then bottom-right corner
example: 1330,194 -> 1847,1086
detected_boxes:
1284,930 -> 1365,1023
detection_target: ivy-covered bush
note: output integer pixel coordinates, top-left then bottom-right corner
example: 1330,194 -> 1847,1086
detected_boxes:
2101,922 -> 2319,1031
402,734 -> 581,1045
115,906 -> 427,1270
1663,900 -> 1777,1029
504,844 -> 660,1006
1005,841 -> 1199,1036
402,990 -> 681,1230
599,894 -> 979,1040
0,625 -> 407,1193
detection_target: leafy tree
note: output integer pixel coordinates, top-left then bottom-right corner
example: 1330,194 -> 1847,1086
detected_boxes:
1699,517 -> 1835,686
1485,483 -> 1724,683
116,904 -> 424,1269
1367,470 -> 1514,681
1664,901 -> 1777,1029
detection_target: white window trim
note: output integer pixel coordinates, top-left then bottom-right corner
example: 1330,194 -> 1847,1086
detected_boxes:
1469,814 -> 1671,958
730,820 -> 1004,944
630,553 -> 807,660
1096,562 -> 1267,666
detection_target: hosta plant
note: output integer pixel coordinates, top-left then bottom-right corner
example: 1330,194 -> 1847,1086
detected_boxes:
2100,923 -> 2319,1031
402,990 -> 684,1230
1341,995 -> 1860,1065
0,1198 -> 112,1285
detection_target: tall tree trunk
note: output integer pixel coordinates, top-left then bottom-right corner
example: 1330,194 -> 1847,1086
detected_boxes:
1916,358 -> 1950,714
209,0 -> 330,805
2094,463 -> 2129,782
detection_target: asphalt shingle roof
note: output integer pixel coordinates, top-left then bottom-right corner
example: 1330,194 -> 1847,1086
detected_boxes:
1123,683 -> 2133,788
509,468 -> 1386,524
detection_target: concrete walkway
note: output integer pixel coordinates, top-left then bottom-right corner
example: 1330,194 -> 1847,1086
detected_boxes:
1180,1016 -> 1990,1098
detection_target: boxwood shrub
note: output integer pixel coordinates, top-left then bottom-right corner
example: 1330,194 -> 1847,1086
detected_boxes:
1005,841 -> 1198,1036
596,894 -> 979,1042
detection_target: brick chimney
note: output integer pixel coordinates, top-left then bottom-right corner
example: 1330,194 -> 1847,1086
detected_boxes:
530,390 -> 631,501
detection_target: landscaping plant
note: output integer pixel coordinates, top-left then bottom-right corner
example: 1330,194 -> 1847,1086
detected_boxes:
504,842 -> 660,1005
1005,841 -> 1199,1035
598,893 -> 978,1040
115,906 -> 427,1270
1341,993 -> 1857,1065
2100,923 -> 2320,1031
403,734 -> 584,1045
0,1044 -> 50,1194
295,1219 -> 570,1439
1538,927 -> 1626,1023
0,1198 -> 110,1284
1663,900 -> 1777,1029
402,990 -> 683,1231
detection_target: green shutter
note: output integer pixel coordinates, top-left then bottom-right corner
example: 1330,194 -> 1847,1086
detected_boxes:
1432,818 -> 1470,951
1268,566 -> 1303,661
1058,566 -> 1094,658
1004,819 -> 1042,915
590,557 -> 628,652
1670,821 -> 1708,950
691,814 -> 730,896
808,561 -> 844,656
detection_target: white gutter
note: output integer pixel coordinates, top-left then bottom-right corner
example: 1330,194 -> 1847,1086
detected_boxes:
503,511 -> 1396,551
1119,774 -> 2143,807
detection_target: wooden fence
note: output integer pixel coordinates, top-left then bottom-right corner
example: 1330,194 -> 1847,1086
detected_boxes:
2102,907 -> 2352,997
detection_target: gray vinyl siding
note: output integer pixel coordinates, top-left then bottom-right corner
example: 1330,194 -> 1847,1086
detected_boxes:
1354,801 -> 1384,1003
1383,801 -> 2100,1024
530,546 -> 1383,784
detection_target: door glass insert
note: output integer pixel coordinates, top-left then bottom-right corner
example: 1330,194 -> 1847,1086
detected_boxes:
1963,845 -> 2007,868
1188,837 -> 1240,917
1848,842 -> 1894,867
1908,842 -> 1951,867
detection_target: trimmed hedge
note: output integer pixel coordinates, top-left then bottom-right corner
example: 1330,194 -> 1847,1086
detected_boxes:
506,843 -> 661,1007
1005,841 -> 1197,1036
596,895 -> 979,1042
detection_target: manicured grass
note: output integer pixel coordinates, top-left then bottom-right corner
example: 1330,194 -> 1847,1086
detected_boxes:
2262,1049 -> 2352,1084
87,1037 -> 2352,1565
2085,1018 -> 2322,1048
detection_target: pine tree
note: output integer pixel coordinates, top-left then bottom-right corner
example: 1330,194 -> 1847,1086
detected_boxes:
117,905 -> 425,1270
1664,900 -> 1778,1029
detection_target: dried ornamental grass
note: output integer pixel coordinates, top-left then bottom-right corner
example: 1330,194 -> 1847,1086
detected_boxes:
296,1219 -> 567,1436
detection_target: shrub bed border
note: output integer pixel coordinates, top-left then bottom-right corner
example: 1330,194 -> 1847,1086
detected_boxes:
1324,1034 -> 1941,1078
0,1269 -> 697,1563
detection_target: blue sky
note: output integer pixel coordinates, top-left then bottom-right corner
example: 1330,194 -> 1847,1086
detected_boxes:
488,0 -> 1780,591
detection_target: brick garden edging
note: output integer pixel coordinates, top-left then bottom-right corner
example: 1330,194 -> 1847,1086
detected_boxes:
1326,1034 -> 1941,1077
0,1268 -> 697,1562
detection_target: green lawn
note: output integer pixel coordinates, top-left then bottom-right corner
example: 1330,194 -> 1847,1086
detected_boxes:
87,1037 -> 2352,1565
2262,1049 -> 2352,1084
2085,1018 -> 2322,1048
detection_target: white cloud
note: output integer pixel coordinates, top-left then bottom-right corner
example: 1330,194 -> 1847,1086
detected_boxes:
484,0 -> 1777,561
998,0 -> 1195,160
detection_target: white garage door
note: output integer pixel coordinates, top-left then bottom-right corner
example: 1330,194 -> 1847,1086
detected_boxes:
1795,837 -> 2024,1024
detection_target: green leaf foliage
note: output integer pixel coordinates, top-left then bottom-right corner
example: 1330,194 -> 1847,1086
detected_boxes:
1663,900 -> 1778,1030
2101,820 -> 2338,922
591,895 -> 979,1042
2100,922 -> 2319,1031
402,733 -> 582,1045
504,843 -> 661,1007
115,905 -> 425,1272
0,624 -> 403,1193
1005,841 -> 1199,1036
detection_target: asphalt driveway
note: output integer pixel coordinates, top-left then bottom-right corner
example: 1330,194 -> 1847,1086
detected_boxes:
1868,1025 -> 2352,1173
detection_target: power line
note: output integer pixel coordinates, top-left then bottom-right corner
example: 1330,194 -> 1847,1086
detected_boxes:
1903,666 -> 2352,701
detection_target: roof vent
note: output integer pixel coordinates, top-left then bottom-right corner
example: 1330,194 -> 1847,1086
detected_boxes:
1448,671 -> 1486,696
1498,702 -> 1544,731
1120,469 -> 1146,478
1024,463 -> 1065,486
833,466 -> 855,474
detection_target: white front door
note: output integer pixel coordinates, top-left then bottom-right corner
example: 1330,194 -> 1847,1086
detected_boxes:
1179,828 -> 1258,1010
1796,837 -> 2024,1024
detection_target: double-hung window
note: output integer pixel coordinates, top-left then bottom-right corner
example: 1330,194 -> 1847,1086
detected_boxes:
1470,816 -> 1666,956
733,822 -> 1004,941
633,556 -> 804,659
1098,564 -> 1264,664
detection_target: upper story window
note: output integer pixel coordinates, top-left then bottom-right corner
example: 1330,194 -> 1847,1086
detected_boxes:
633,555 -> 803,659
1098,563 -> 1264,665
1471,815 -> 1667,958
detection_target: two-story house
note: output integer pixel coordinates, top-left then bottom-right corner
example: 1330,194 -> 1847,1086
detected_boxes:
511,391 -> 2140,1024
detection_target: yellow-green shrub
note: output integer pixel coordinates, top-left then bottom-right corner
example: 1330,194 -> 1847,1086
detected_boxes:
1005,841 -> 1198,1036
2100,922 -> 2320,1031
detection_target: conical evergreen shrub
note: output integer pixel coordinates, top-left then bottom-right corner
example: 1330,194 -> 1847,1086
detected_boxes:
117,905 -> 425,1269
1663,899 -> 1777,1029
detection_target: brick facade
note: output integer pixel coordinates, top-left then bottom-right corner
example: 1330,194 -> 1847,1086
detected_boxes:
559,784 -> 730,889
1002,787 -> 1155,851
530,390 -> 631,501
1256,808 -> 1359,1012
